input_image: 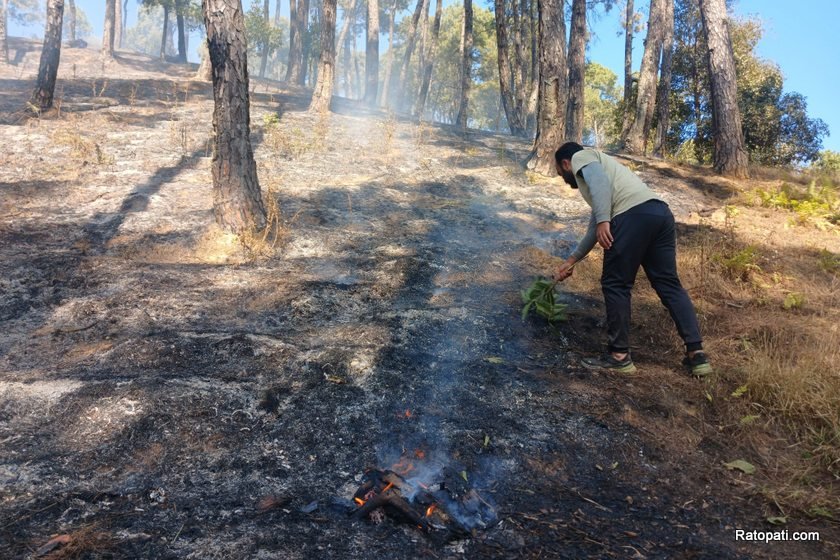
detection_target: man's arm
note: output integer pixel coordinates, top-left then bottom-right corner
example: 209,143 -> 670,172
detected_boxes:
580,162 -> 614,250
554,213 -> 596,281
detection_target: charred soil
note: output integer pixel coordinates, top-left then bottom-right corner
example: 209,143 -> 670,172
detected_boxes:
1,41 -> 837,559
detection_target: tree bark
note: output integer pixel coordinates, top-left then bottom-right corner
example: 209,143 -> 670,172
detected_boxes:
511,0 -> 527,123
259,0 -> 270,76
652,0 -> 673,157
176,3 -> 187,63
622,0 -> 666,154
455,0 -> 472,129
33,0 -> 64,110
203,0 -> 267,232
699,0 -> 748,177
196,38 -> 213,80
564,0 -> 585,142
336,0 -> 357,96
414,0 -> 441,118
309,0 -> 337,112
394,0 -> 426,110
379,0 -> 396,106
494,0 -> 526,136
160,4 -> 169,60
102,0 -> 115,58
623,0 -> 633,104
114,0 -> 122,51
121,0 -> 128,46
527,0 -> 566,176
298,0 -> 310,85
286,0 -> 300,81
363,0 -> 379,106
2,0 -> 10,63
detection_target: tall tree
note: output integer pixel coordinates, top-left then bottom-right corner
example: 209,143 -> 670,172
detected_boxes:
336,0 -> 357,96
527,0 -> 566,176
379,0 -> 397,105
259,0 -> 269,75
564,0 -> 585,142
114,0 -> 122,49
286,0 -> 301,81
121,0 -> 128,46
699,0 -> 748,176
2,0 -> 10,63
622,0 -> 666,154
32,0 -> 64,110
102,0 -> 115,58
394,0 -> 425,109
159,2 -> 169,59
203,0 -> 267,232
363,0 -> 379,106
652,0 -> 674,156
175,0 -> 187,62
622,0 -> 633,105
414,0 -> 441,117
455,0 -> 472,129
493,0 -> 526,135
298,0 -> 309,85
310,0 -> 337,111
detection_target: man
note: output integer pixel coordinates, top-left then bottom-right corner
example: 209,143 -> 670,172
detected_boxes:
553,142 -> 712,377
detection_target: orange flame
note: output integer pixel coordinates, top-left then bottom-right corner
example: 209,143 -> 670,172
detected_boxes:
414,449 -> 426,459
354,497 -> 365,506
404,409 -> 412,418
425,504 -> 437,517
382,482 -> 394,493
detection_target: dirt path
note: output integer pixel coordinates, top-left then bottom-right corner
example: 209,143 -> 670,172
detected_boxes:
1,45 -> 835,559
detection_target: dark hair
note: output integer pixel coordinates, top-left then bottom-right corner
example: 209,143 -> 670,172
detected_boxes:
555,142 -> 584,164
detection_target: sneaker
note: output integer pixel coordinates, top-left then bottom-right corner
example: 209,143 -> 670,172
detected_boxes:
581,353 -> 637,374
683,351 -> 713,377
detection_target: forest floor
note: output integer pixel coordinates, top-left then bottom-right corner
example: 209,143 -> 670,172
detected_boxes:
1,39 -> 838,559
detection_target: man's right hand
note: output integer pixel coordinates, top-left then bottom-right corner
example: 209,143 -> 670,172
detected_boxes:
553,258 -> 577,282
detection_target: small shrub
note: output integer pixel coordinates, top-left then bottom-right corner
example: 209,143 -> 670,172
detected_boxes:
715,246 -> 761,281
782,292 -> 805,310
817,249 -> 839,274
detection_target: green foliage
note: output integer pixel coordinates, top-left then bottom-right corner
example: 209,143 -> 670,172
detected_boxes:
669,1 -> 828,166
782,292 -> 805,311
245,0 -> 285,62
715,246 -> 760,281
754,182 -> 839,224
521,278 -> 568,323
8,0 -> 42,28
817,249 -> 840,274
62,4 -> 93,39
583,62 -> 621,148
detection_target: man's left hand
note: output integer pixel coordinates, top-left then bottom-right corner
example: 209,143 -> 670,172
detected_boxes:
596,222 -> 613,250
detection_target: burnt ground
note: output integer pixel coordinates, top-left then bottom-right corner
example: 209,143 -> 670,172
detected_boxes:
1,42 -> 837,559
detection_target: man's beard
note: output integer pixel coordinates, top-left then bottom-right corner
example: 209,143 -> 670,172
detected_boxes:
561,168 -> 578,188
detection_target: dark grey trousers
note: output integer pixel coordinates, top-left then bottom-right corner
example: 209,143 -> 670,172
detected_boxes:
601,199 -> 703,354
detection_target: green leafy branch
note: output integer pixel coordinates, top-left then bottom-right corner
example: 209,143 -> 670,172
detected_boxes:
521,278 -> 568,323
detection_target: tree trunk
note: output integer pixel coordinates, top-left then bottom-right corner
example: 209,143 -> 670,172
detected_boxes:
394,0 -> 425,110
379,0 -> 396,106
352,31 -> 360,97
309,0 -> 337,111
121,0 -> 128,46
564,0 -> 585,142
414,0 -> 441,118
2,0 -> 10,63
455,0 -> 472,129
527,0 -> 537,132
114,0 -> 122,51
203,0 -> 267,233
298,0 -> 310,85
102,0 -> 115,58
363,0 -> 379,106
160,4 -> 169,60
527,0 -> 566,177
623,0 -> 633,104
286,0 -> 300,81
336,0 -> 357,96
494,0 -> 526,136
652,0 -> 674,157
67,0 -> 76,43
33,0 -> 64,110
259,0 -> 269,76
699,0 -> 748,177
196,38 -> 213,80
176,5 -> 187,63
511,0 -> 526,121
622,0 -> 666,154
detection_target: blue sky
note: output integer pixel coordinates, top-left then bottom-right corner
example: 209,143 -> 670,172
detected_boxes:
11,0 -> 840,151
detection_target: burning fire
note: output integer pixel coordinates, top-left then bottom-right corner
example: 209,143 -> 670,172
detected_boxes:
425,504 -> 437,517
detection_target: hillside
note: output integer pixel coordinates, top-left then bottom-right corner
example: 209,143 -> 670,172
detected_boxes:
1,40 -> 838,559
